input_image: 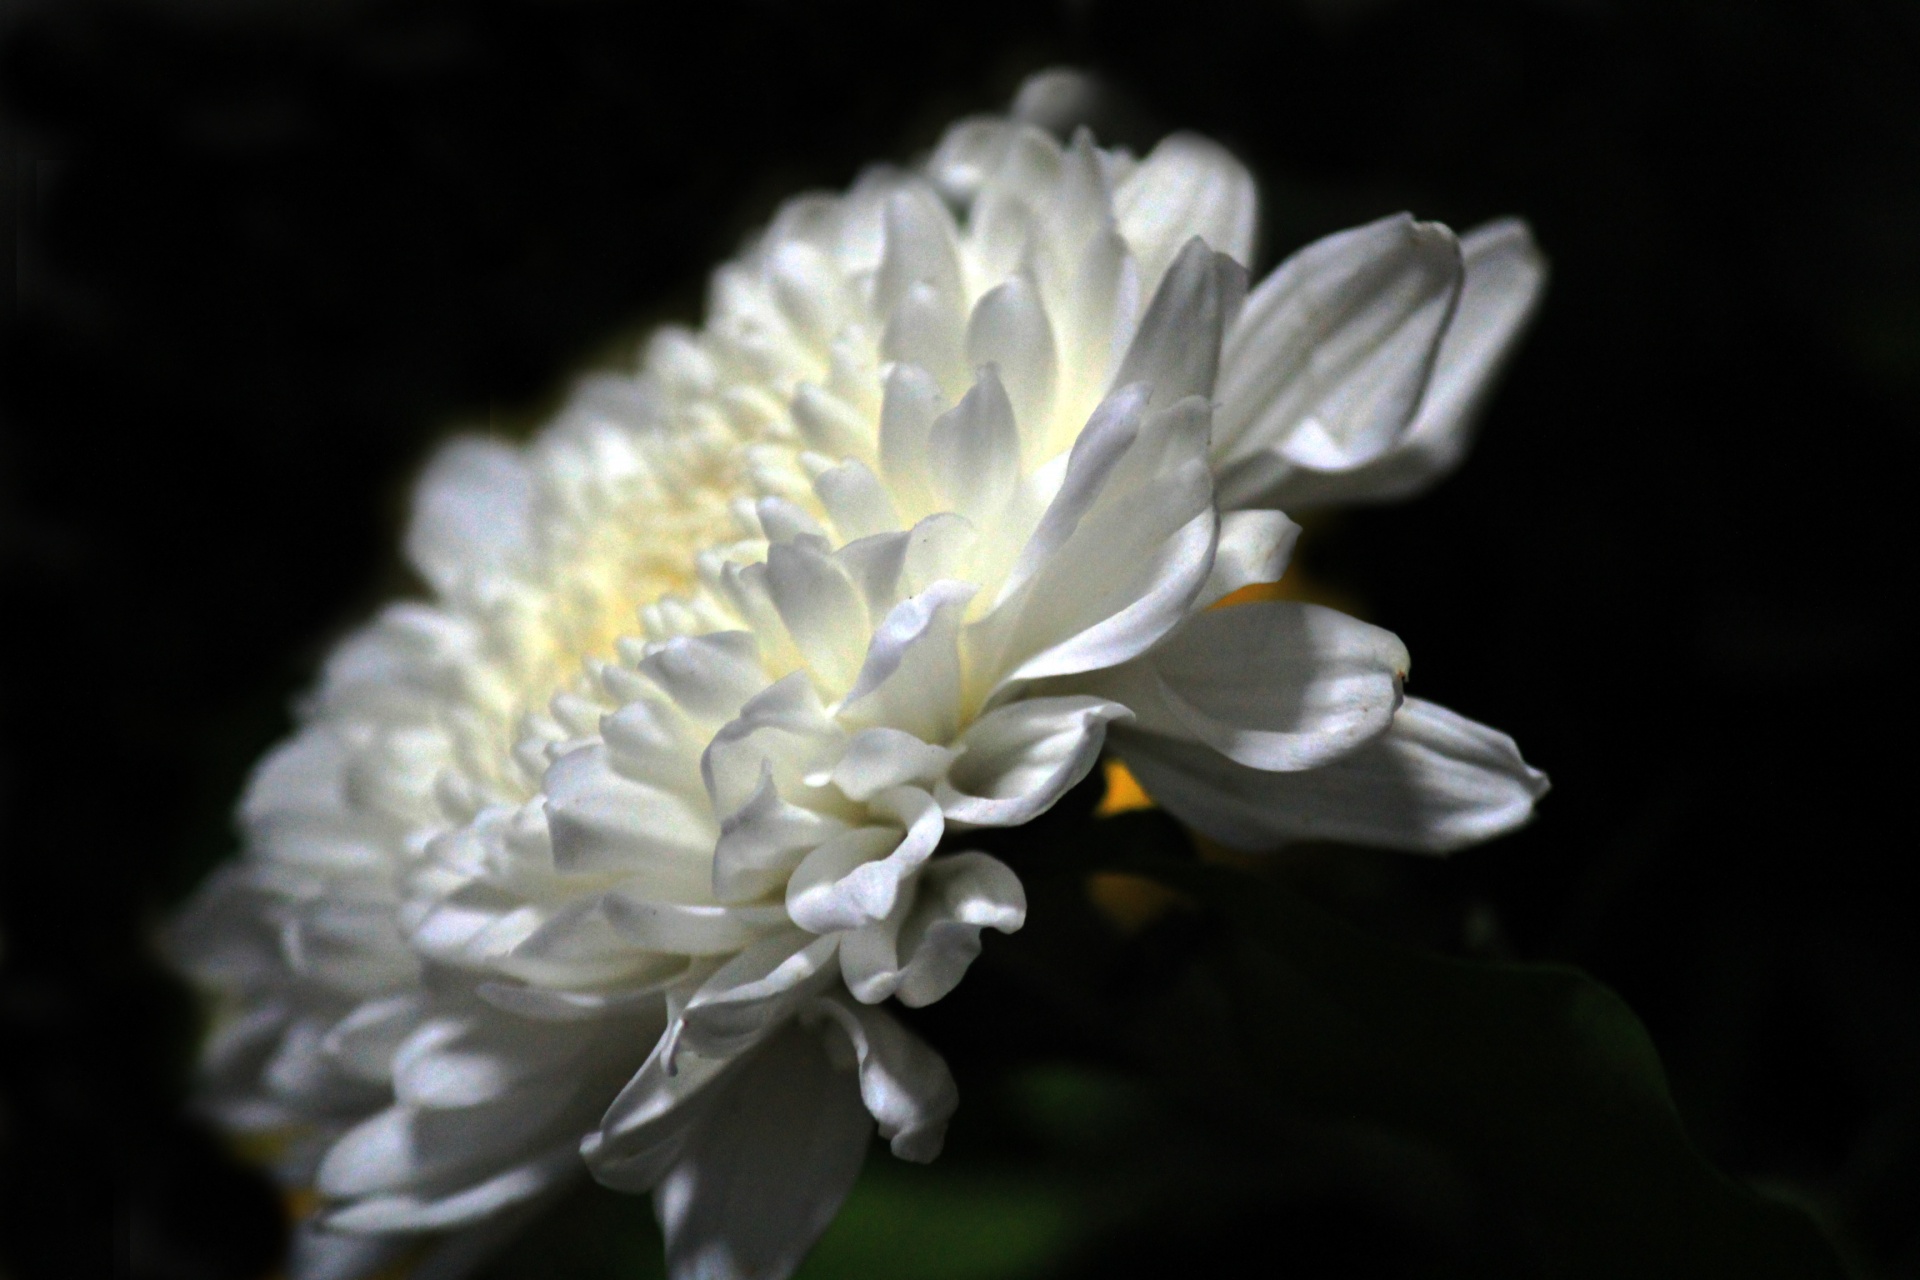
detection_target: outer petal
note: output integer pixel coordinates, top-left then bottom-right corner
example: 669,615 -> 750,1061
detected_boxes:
1265,218 -> 1549,509
1112,238 -> 1248,409
1213,214 -> 1463,507
653,1025 -> 872,1280
1103,601 -> 1410,771
1113,696 -> 1549,853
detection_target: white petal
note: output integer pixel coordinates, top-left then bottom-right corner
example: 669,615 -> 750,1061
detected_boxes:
875,187 -> 966,323
323,994 -> 430,1084
583,1038 -> 737,1194
828,727 -> 955,802
1197,509 -> 1301,606
832,530 -> 912,619
1115,132 -> 1259,285
837,580 -> 975,743
653,1025 -> 871,1280
1214,214 -> 1463,504
701,673 -> 842,817
1009,68 -> 1103,139
992,383 -> 1149,606
764,538 -> 870,696
926,368 -> 1022,524
403,437 -> 534,597
677,932 -> 840,1059
287,1223 -> 408,1280
971,397 -> 1218,686
317,1092 -> 569,1200
1112,237 -> 1247,408
1114,696 -> 1549,853
786,788 -> 943,933
710,763 -> 847,903
1141,601 -> 1409,771
545,746 -> 717,876
813,993 -> 959,1161
927,117 -> 1019,205
881,284 -> 970,402
938,696 -> 1131,826
1268,218 -> 1549,508
783,826 -> 902,932
892,852 -> 1027,1008
324,1145 -> 577,1233
602,897 -> 792,958
788,384 -> 868,460
965,276 -> 1058,455
600,697 -> 706,798
477,981 -> 672,1022
390,1014 -> 570,1110
813,459 -> 903,542
639,632 -> 767,726
876,362 -> 948,516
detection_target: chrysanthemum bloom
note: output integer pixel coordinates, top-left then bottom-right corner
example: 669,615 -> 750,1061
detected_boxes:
172,72 -> 1548,1280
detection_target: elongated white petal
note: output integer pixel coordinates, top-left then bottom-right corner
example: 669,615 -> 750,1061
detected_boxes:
1129,601 -> 1409,771
1113,238 -> 1248,409
827,728 -> 954,803
1115,696 -> 1549,853
786,788 -> 943,933
545,746 -> 717,874
323,995 -> 429,1084
582,1040 -> 738,1194
1214,213 -> 1462,506
317,1093 -> 570,1200
287,1224 -> 409,1280
325,1145 -> 577,1233
653,1026 -> 871,1280
972,396 -> 1219,686
1265,218 -> 1549,508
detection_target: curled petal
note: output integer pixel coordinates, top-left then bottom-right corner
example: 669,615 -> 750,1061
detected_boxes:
892,852 -> 1028,1008
938,697 -> 1132,826
813,993 -> 959,1161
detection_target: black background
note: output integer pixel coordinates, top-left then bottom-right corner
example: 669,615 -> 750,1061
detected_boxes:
2,1 -> 1917,1277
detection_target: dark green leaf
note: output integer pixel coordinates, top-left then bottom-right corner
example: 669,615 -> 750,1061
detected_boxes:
1117,853 -> 1849,1279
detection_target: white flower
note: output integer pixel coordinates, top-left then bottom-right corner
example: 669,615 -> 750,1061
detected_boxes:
172,71 -> 1549,1280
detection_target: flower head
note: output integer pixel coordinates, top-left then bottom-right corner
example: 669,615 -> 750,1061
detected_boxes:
173,70 -> 1548,1280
